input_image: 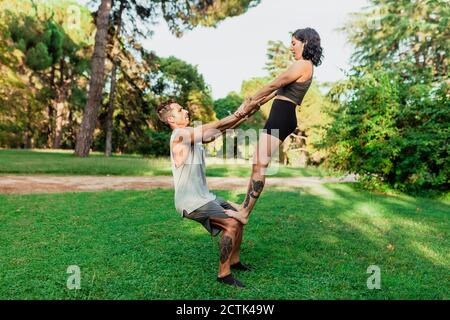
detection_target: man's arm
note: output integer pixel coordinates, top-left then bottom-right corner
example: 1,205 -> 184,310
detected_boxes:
174,91 -> 276,145
178,96 -> 262,144
171,113 -> 243,146
202,92 -> 277,144
171,138 -> 189,168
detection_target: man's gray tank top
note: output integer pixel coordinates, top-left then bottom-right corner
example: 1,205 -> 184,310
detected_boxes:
170,128 -> 216,216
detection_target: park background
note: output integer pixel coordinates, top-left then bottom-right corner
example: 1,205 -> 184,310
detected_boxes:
0,0 -> 448,299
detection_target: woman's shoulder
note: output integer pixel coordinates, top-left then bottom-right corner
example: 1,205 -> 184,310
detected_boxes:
291,59 -> 313,69
288,60 -> 313,81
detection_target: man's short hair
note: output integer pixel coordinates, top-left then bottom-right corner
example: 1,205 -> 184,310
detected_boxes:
156,100 -> 176,125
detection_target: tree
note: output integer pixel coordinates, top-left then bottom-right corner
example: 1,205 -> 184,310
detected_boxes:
322,0 -> 449,192
214,92 -> 243,119
74,0 -> 112,156
75,0 -> 261,157
341,0 -> 448,82
152,55 -> 216,123
265,40 -> 292,78
105,0 -> 126,157
1,0 -> 94,149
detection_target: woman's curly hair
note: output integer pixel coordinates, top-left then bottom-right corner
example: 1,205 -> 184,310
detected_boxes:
293,28 -> 323,67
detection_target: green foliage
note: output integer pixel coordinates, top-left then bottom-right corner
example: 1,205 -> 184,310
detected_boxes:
213,92 -> 243,119
25,42 -> 53,70
138,129 -> 171,157
342,0 -> 448,81
1,0 -> 261,154
45,21 -> 64,63
161,0 -> 261,37
323,68 -> 449,193
7,14 -> 64,71
152,55 -> 216,123
323,0 -> 449,192
0,0 -> 94,149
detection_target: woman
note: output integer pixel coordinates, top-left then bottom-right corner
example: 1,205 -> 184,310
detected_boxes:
229,28 -> 323,225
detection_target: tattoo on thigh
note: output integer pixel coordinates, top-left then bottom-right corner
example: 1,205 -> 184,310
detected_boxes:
220,235 -> 233,263
243,179 -> 265,208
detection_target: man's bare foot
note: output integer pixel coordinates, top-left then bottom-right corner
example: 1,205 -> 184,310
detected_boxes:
224,209 -> 249,225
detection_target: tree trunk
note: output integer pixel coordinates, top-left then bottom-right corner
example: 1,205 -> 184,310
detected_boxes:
24,74 -> 36,149
47,65 -> 56,148
105,64 -> 117,156
53,101 -> 65,149
74,0 -> 112,157
24,102 -> 33,149
105,0 -> 125,157
53,58 -> 66,149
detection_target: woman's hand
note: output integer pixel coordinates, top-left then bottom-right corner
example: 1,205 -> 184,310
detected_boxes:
234,97 -> 259,118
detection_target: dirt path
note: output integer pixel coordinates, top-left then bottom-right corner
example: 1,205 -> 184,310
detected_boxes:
0,174 -> 357,194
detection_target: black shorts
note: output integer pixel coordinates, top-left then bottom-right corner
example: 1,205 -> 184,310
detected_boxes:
263,99 -> 297,142
183,196 -> 237,237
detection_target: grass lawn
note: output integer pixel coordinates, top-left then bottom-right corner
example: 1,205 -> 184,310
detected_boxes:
0,149 -> 337,177
0,183 -> 448,299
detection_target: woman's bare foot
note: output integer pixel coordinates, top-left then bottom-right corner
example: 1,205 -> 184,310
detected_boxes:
224,209 -> 248,225
226,201 -> 242,211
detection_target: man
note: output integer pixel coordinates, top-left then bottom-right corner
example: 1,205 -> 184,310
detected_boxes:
157,93 -> 274,287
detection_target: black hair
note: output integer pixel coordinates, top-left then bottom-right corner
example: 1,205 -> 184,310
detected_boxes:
292,28 -> 323,66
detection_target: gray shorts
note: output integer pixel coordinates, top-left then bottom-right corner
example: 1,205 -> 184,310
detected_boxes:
183,196 -> 237,237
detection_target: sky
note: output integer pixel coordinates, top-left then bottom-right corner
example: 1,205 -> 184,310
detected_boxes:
78,0 -> 370,99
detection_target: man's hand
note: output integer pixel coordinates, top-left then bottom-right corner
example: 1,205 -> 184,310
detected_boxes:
234,97 -> 260,118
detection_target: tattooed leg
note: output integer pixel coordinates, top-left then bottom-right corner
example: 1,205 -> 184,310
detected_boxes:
220,235 -> 233,263
210,217 -> 240,278
243,178 -> 265,209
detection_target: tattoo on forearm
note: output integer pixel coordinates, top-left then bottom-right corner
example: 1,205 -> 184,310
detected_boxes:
220,235 -> 233,263
243,179 -> 265,209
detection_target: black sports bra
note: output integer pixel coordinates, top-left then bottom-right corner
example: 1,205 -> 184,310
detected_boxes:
276,78 -> 312,106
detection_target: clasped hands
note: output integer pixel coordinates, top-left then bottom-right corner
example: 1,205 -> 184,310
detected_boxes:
233,97 -> 262,119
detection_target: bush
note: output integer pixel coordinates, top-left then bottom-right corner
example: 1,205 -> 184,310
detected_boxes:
322,68 -> 449,193
137,129 -> 171,157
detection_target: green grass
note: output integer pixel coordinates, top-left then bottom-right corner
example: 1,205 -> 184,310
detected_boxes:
0,149 -> 336,177
1,184 -> 448,299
